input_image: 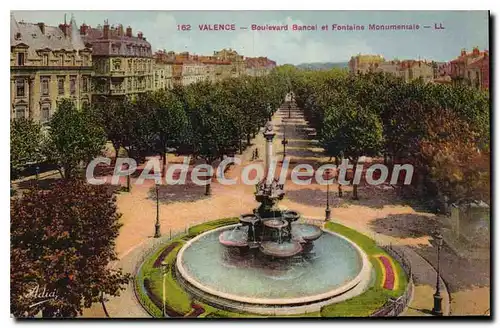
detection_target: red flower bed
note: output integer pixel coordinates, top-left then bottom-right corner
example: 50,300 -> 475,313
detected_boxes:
378,255 -> 395,290
186,303 -> 206,317
153,242 -> 179,268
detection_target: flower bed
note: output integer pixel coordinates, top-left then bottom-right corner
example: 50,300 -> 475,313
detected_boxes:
377,255 -> 396,290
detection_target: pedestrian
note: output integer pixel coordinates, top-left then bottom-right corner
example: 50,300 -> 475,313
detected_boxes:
255,148 -> 259,159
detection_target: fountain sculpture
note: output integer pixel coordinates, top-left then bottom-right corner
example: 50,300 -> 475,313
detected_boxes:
219,121 -> 322,257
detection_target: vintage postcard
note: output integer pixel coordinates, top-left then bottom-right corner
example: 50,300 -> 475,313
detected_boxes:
10,10 -> 490,319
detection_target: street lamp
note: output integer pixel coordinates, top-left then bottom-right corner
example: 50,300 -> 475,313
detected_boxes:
35,166 -> 40,181
281,122 -> 288,161
432,232 -> 443,316
154,178 -> 161,238
161,261 -> 169,317
124,146 -> 131,192
325,169 -> 331,221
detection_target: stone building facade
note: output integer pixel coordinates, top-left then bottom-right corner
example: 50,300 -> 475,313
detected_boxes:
153,50 -> 174,90
10,14 -> 93,123
213,48 -> 245,77
348,54 -> 385,74
450,47 -> 489,91
399,60 -> 434,83
80,21 -> 153,101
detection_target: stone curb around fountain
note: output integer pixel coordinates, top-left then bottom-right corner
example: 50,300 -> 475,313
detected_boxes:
175,224 -> 373,315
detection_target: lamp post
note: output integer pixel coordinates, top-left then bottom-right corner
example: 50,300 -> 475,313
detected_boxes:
281,122 -> 288,161
161,261 -> 169,317
35,166 -> 40,181
124,146 -> 131,192
288,103 -> 291,119
432,232 -> 443,316
325,169 -> 331,221
154,179 -> 161,238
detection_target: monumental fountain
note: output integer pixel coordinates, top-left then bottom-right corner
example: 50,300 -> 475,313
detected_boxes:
175,121 -> 372,315
218,121 -> 323,258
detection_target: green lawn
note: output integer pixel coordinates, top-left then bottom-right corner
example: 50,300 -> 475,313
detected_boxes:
136,219 -> 408,318
320,222 -> 408,317
187,217 -> 240,237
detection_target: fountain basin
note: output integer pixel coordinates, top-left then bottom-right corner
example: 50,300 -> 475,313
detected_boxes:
292,224 -> 322,242
176,224 -> 372,314
219,229 -> 248,247
240,214 -> 259,225
283,210 -> 300,222
259,240 -> 302,257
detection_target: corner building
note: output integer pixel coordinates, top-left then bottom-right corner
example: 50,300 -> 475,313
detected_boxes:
80,21 -> 153,101
10,14 -> 92,123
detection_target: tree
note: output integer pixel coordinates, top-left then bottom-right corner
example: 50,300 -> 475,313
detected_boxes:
11,179 -> 129,317
321,99 -> 383,200
419,107 -> 490,205
147,90 -> 189,177
10,118 -> 45,179
45,99 -> 107,179
183,82 -> 240,195
91,97 -> 133,157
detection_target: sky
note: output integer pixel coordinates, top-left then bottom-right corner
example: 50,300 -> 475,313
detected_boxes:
11,10 -> 489,65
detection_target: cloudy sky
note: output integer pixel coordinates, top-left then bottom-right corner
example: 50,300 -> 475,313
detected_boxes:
11,10 -> 489,65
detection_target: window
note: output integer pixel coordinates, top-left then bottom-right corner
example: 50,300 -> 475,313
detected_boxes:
70,76 -> 77,95
82,76 -> 88,93
113,59 -> 121,71
58,77 -> 65,95
41,76 -> 50,96
41,104 -> 50,123
16,80 -> 25,97
17,53 -> 25,66
71,55 -> 76,66
59,54 -> 64,66
15,106 -> 26,119
42,54 -> 49,66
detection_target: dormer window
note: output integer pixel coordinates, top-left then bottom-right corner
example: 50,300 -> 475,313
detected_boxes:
17,52 -> 25,66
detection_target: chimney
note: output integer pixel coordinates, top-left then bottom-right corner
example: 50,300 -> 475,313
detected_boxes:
117,24 -> 124,37
103,20 -> 110,39
59,23 -> 69,37
137,32 -> 143,40
80,24 -> 88,36
461,48 -> 467,57
126,26 -> 132,37
37,22 -> 45,34
472,46 -> 480,56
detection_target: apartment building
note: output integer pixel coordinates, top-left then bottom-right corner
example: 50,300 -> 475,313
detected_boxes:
80,21 -> 153,101
153,50 -> 174,90
450,47 -> 489,90
10,14 -> 93,123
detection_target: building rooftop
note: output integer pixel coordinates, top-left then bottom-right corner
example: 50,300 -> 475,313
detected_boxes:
80,21 -> 152,57
11,14 -> 89,57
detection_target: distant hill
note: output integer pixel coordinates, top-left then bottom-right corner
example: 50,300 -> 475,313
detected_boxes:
295,62 -> 349,71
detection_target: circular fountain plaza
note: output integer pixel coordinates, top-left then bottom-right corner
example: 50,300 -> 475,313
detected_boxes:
171,123 -> 372,315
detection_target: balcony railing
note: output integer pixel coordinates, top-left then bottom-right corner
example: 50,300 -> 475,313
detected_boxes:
110,89 -> 126,95
110,70 -> 126,77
